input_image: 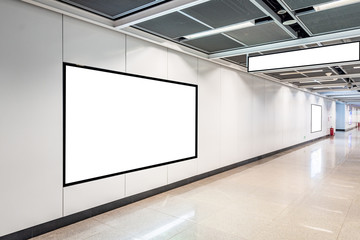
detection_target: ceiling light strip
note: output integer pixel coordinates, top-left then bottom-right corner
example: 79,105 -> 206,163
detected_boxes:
280,70 -> 324,75
283,73 -> 360,82
182,21 -> 255,40
314,0 -> 360,12
315,87 -> 360,92
299,83 -> 348,88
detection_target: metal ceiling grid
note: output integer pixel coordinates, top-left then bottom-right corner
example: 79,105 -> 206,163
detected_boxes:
280,0 -> 330,10
266,72 -> 304,79
351,37 -> 360,42
321,40 -> 346,46
298,4 -> 360,35
302,68 -> 334,77
183,34 -> 243,53
33,0 -> 360,105
182,0 -> 266,28
341,64 -> 360,74
226,22 -> 292,46
264,67 -> 332,80
260,46 -> 303,54
135,12 -> 210,39
58,0 -> 165,19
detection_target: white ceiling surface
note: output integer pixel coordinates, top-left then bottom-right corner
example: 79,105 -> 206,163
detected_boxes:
22,0 -> 360,106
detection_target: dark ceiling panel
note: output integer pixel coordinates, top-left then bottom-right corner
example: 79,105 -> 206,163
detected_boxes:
261,46 -> 303,55
265,67 -> 333,80
182,0 -> 265,28
281,0 -> 330,10
298,4 -> 360,35
304,71 -> 333,77
351,37 -> 360,42
59,0 -> 160,19
223,55 -> 247,66
226,22 -> 292,46
341,64 -> 360,74
183,34 -> 243,53
136,12 -> 210,39
266,72 -> 304,80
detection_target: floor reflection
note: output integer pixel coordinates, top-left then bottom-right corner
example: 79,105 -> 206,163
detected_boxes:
310,148 -> 322,178
31,128 -> 360,240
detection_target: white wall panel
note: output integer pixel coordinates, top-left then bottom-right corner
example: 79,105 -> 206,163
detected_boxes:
251,77 -> 266,156
125,166 -> 168,196
237,73 -> 254,161
64,175 -> 125,216
264,82 -> 283,153
126,36 -> 167,79
220,68 -> 240,166
197,59 -> 221,173
0,0 -> 62,236
303,93 -> 312,141
168,160 -> 197,184
168,49 -> 197,84
282,87 -> 295,147
63,16 -> 126,72
295,91 -> 307,144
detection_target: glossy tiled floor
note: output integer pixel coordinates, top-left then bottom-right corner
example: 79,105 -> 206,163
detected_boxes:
32,129 -> 360,240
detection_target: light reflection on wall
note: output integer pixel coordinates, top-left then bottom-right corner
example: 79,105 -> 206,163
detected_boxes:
311,149 -> 322,178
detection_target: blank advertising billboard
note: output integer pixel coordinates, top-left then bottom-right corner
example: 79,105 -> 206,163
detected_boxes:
248,42 -> 360,72
311,104 -> 322,133
64,63 -> 198,186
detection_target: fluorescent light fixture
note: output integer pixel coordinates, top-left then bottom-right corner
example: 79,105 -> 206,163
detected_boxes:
314,0 -> 360,12
280,70 -> 323,75
354,66 -> 360,69
248,42 -> 360,72
300,80 -> 317,83
183,20 -> 255,40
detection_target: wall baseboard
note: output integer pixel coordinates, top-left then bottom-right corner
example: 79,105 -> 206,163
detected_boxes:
1,134 -> 330,240
336,126 -> 358,132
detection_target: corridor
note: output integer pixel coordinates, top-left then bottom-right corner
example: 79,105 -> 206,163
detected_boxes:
32,129 -> 360,240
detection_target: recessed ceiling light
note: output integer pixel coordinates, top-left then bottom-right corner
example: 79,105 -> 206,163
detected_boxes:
283,19 -> 297,25
314,0 -> 360,12
353,66 -> 360,69
300,80 -> 316,83
280,69 -> 323,75
277,9 -> 287,14
183,20 -> 255,40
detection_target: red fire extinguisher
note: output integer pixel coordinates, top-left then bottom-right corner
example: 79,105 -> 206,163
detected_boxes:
330,127 -> 334,136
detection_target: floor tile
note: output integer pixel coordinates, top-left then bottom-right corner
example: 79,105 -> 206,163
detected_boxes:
30,129 -> 360,240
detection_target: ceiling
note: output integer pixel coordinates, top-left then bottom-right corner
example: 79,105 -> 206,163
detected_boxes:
25,0 -> 360,105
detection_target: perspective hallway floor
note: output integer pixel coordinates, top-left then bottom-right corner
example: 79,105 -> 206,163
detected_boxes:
32,129 -> 360,240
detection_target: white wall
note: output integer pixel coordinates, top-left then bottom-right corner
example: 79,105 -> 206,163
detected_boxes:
0,0 -> 63,236
0,0 -> 336,236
